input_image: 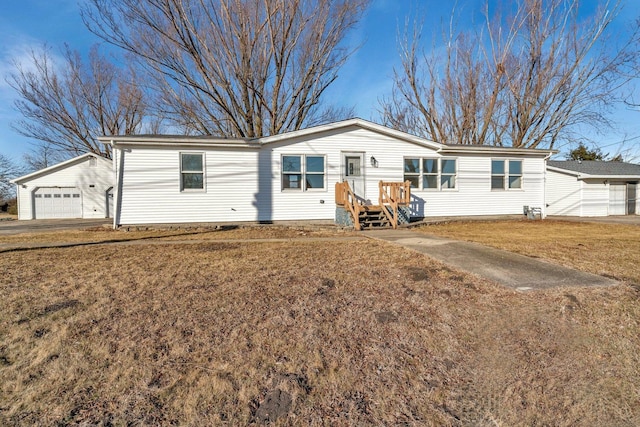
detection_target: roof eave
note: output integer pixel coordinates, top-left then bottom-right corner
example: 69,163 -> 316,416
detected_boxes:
258,118 -> 445,150
577,174 -> 640,181
99,136 -> 260,149
11,153 -> 109,184
440,145 -> 557,156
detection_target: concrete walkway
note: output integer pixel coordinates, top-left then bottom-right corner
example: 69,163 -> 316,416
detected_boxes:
365,229 -> 618,291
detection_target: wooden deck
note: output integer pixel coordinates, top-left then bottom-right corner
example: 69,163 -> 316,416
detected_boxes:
335,180 -> 411,230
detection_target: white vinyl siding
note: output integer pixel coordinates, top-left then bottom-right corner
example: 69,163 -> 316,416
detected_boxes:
15,155 -> 113,220
112,127 -> 548,224
545,170 -> 615,217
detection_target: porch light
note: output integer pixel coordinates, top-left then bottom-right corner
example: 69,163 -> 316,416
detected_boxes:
370,156 -> 378,167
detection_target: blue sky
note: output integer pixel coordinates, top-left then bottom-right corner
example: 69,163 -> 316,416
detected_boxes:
1,0 -> 639,163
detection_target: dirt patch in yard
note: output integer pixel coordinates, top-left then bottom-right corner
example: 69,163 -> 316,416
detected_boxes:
1,236 -> 639,425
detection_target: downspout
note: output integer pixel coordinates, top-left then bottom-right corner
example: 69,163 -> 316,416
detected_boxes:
112,141 -> 125,229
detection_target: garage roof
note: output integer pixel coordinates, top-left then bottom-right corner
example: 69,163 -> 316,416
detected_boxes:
548,160 -> 640,180
11,153 -> 111,185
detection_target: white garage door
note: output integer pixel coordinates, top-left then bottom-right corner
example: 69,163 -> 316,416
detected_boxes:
34,188 -> 83,219
609,184 -> 626,215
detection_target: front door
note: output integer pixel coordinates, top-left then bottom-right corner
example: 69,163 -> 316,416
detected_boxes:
343,153 -> 365,199
628,183 -> 637,215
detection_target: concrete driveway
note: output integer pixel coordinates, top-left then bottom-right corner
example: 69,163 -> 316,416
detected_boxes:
365,229 -> 618,291
546,215 -> 640,225
0,218 -> 112,235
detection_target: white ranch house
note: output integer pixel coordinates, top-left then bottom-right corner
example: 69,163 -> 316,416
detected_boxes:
12,153 -> 114,220
546,160 -> 640,216
98,119 -> 554,227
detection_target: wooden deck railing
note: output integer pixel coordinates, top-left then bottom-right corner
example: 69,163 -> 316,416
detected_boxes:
336,180 -> 411,230
335,181 -> 363,231
379,181 -> 411,229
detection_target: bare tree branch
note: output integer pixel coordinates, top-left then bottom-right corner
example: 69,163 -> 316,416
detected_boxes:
8,45 -> 153,158
0,154 -> 25,201
381,0 -> 640,149
81,0 -> 369,137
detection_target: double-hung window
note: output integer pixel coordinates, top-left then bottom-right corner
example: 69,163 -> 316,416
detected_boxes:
508,160 -> 522,189
404,157 -> 457,190
403,158 -> 421,188
180,153 -> 204,191
491,159 -> 522,190
282,155 -> 326,191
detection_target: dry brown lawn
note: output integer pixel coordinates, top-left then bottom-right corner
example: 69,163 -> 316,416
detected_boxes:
0,225 -> 350,247
416,219 -> 640,284
1,225 -> 639,425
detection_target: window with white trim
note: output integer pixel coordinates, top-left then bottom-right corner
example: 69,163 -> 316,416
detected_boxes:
491,159 -> 522,190
404,157 -> 457,190
282,155 -> 326,191
180,153 -> 204,191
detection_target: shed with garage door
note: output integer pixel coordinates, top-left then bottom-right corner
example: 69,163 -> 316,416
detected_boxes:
546,160 -> 640,216
12,153 -> 114,220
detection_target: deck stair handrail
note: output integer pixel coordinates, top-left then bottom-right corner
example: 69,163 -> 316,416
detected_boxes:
336,180 -> 410,230
378,181 -> 411,229
335,180 -> 363,231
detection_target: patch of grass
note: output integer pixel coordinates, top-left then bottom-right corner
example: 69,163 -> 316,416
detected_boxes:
1,236 -> 640,425
417,219 -> 640,284
0,225 -> 352,246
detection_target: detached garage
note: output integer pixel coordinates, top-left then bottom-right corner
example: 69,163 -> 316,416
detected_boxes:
546,160 -> 640,216
12,153 -> 114,220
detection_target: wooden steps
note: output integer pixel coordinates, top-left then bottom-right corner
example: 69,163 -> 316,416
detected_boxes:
358,205 -> 391,229
335,180 -> 411,231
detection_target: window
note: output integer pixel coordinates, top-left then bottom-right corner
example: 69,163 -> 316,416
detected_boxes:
180,153 -> 204,191
441,159 -> 456,189
491,160 -> 505,189
404,157 -> 457,190
282,155 -> 326,191
404,158 -> 420,188
423,159 -> 438,189
509,160 -> 522,189
492,159 -> 523,190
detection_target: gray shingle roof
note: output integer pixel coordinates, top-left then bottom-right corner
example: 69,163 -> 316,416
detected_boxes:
548,160 -> 640,177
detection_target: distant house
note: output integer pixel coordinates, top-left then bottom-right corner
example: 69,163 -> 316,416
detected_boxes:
546,160 -> 640,216
98,118 -> 554,227
12,153 -> 114,220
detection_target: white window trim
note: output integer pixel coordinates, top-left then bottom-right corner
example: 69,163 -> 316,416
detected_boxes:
403,157 -> 458,191
491,158 -> 523,191
180,152 -> 206,192
281,154 -> 327,192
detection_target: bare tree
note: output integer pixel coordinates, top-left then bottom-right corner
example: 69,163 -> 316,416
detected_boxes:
8,45 -> 152,158
82,0 -> 369,137
381,0 -> 640,149
22,143 -> 66,172
0,154 -> 24,201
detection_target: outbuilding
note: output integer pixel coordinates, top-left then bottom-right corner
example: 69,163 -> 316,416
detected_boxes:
99,118 -> 554,227
12,153 -> 114,220
546,160 -> 640,216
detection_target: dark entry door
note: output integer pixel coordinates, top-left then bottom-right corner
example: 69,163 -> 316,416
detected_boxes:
628,183 -> 637,215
